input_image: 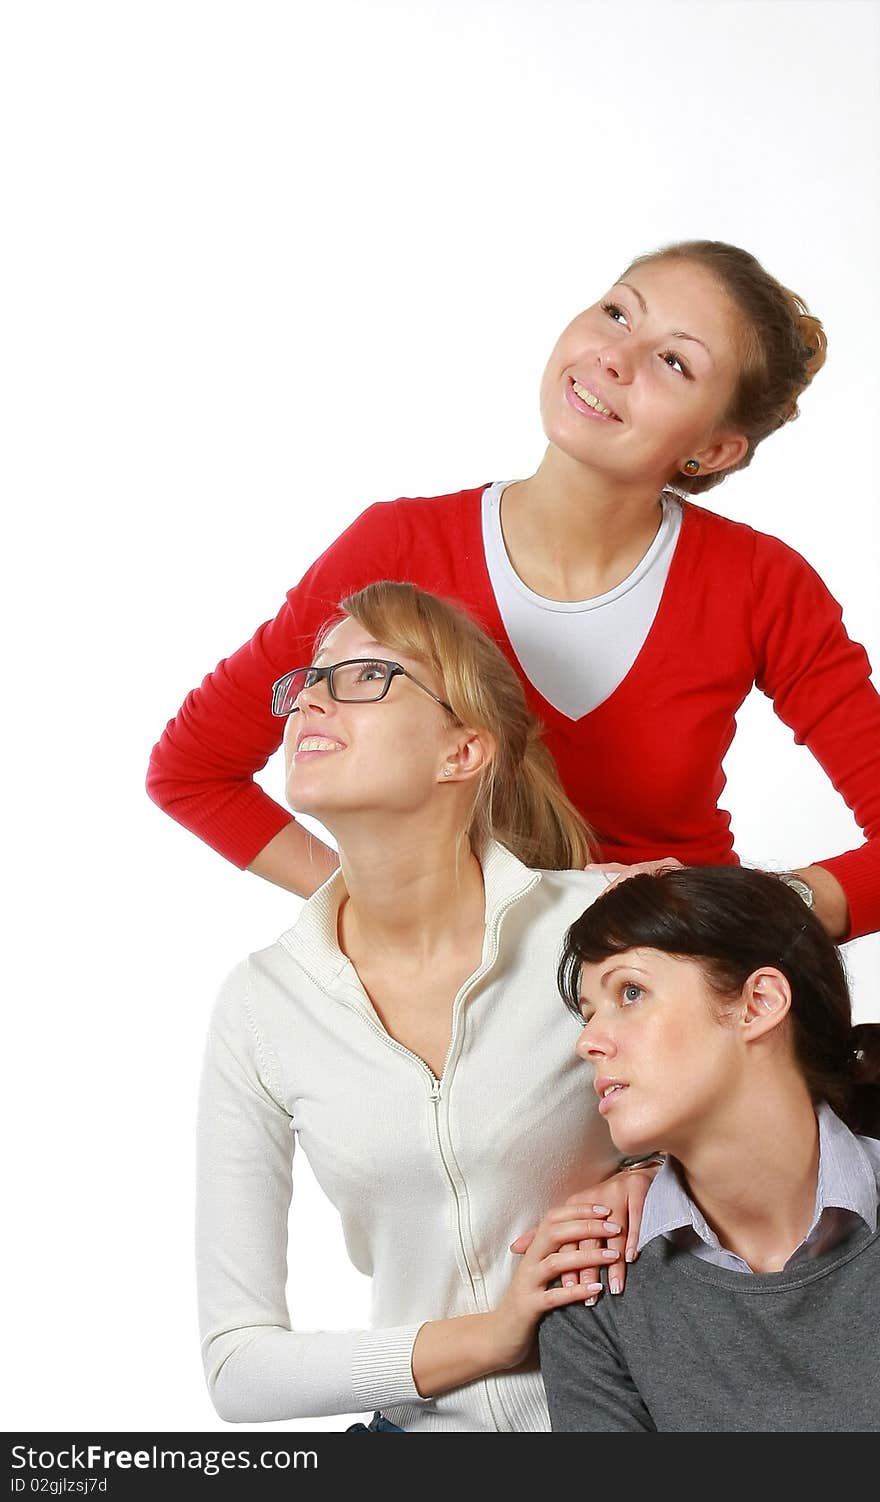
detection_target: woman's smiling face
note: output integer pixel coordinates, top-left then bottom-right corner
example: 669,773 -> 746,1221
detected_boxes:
539,257 -> 749,487
282,614 -> 461,825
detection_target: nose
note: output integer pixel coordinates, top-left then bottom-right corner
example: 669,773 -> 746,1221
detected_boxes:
595,342 -> 631,384
576,1015 -> 617,1064
295,674 -> 334,716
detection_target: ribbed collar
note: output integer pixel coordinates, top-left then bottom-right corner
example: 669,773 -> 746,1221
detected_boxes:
276,839 -> 542,995
638,1102 -> 879,1266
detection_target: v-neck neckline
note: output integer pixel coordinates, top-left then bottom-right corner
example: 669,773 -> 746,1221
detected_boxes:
465,485 -> 702,728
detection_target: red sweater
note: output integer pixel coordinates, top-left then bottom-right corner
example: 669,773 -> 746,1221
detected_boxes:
147,485 -> 880,941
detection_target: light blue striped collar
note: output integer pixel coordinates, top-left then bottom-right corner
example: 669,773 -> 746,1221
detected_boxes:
637,1103 -> 880,1263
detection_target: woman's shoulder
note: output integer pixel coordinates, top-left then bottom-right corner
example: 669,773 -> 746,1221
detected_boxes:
360,481 -> 490,526
532,864 -> 616,914
682,498 -> 820,575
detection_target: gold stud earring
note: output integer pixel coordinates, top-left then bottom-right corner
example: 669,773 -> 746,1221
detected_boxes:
684,458 -> 700,474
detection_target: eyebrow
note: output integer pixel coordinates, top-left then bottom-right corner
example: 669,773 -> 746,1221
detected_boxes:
578,961 -> 649,1011
313,638 -> 387,667
617,281 -> 713,359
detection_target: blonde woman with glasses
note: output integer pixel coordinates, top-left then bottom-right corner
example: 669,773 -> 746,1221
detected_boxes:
196,582 -> 656,1432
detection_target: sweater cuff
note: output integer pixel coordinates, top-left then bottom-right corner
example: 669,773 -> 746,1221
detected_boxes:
350,1324 -> 425,1410
814,848 -> 880,943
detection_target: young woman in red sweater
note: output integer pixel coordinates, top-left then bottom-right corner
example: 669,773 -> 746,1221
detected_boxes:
147,239 -> 880,941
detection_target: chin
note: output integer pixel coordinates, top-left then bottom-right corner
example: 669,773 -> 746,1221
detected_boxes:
607,1113 -> 665,1159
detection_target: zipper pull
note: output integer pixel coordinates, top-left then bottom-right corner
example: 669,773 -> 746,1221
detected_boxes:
429,1078 -> 441,1102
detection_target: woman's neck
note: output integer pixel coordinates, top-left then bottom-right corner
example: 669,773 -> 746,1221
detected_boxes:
671,1077 -> 821,1274
501,445 -> 673,601
333,820 -> 486,964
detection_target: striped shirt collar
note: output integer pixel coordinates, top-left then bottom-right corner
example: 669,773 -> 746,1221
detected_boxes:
637,1103 -> 880,1271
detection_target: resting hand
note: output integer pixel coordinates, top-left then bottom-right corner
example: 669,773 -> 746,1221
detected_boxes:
509,1160 -> 662,1302
590,857 -> 684,888
487,1209 -> 623,1371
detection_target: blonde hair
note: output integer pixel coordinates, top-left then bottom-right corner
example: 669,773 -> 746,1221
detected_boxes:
625,240 -> 827,492
334,581 -> 595,870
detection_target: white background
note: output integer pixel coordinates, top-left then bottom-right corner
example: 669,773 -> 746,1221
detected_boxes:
4,0 -> 879,1433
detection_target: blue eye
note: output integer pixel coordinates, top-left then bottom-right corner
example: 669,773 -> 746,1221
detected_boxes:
622,984 -> 642,1005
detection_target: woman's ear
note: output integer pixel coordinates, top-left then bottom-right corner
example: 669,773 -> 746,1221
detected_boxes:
686,429 -> 750,479
438,728 -> 495,784
739,967 -> 792,1043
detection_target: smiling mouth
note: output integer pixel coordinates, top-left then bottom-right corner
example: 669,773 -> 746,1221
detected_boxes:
295,736 -> 345,754
570,379 -> 621,420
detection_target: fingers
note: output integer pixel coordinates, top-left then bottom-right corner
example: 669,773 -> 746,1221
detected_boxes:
602,857 -> 685,890
560,1190 -> 630,1292
509,1227 -> 537,1256
540,1216 -> 622,1247
544,1279 -> 605,1310
531,1217 -> 623,1295
603,1224 -> 627,1295
543,1245 -> 621,1282
559,1240 -> 577,1288
623,1173 -> 653,1264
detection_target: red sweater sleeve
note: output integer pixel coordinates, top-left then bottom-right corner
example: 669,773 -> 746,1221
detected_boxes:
751,532 -> 880,941
146,501 -> 402,867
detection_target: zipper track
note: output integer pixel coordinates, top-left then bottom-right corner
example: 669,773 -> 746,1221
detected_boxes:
335,877 -> 538,1432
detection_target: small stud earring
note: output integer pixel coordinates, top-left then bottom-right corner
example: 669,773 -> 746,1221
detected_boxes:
684,458 -> 700,474
443,767 -> 453,777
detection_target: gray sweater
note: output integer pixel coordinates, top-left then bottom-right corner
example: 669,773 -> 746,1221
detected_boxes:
539,1225 -> 880,1432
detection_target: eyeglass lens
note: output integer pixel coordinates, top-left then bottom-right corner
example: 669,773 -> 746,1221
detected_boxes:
275,659 -> 392,714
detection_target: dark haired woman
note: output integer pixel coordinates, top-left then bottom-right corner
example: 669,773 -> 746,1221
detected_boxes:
148,239 -> 880,939
539,868 -> 880,1432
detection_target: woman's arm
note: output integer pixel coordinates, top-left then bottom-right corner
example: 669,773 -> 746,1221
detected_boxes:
538,1300 -> 655,1432
410,1208 -> 621,1397
199,967 -> 619,1420
147,502 -> 401,896
198,964 -> 424,1422
751,533 -> 880,941
246,823 -> 338,896
789,863 -> 850,942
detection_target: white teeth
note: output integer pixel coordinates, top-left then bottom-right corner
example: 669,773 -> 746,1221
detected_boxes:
297,737 -> 342,753
603,1083 -> 625,1098
572,380 -> 615,418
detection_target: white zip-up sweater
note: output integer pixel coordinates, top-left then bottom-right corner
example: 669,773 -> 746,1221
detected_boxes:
197,841 -> 618,1431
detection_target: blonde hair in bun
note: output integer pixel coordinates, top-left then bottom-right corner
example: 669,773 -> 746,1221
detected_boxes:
624,240 -> 828,492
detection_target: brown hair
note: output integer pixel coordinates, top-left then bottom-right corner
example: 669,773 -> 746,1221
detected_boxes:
624,239 -> 827,493
335,580 -> 595,870
558,866 -> 880,1136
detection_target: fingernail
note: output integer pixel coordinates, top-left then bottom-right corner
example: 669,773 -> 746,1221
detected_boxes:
625,1248 -> 638,1263
602,1221 -> 621,1234
609,1278 -> 622,1295
584,1297 -> 597,1306
592,1205 -> 611,1215
601,1248 -> 619,1260
585,1282 -> 602,1294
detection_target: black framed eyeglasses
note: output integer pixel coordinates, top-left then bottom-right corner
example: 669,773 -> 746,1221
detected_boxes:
271,658 -> 455,717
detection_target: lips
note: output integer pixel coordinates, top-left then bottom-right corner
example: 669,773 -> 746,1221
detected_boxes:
566,376 -> 623,422
294,732 -> 346,755
595,1077 -> 628,1115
